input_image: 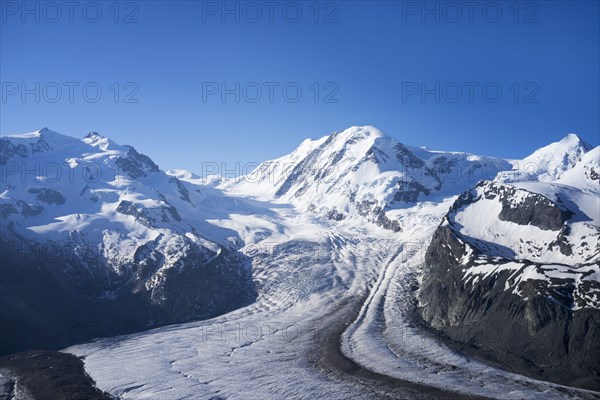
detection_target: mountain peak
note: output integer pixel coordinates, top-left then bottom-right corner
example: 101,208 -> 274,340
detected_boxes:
334,125 -> 387,143
320,126 -> 394,161
559,133 -> 592,150
5,127 -> 72,143
527,133 -> 592,158
519,133 -> 593,182
82,131 -> 122,151
6,127 -> 56,139
84,131 -> 103,139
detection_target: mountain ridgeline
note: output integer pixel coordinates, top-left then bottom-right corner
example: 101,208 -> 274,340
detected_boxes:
225,126 -> 513,231
0,128 -> 256,354
416,137 -> 599,390
0,126 -> 598,391
221,127 -> 600,390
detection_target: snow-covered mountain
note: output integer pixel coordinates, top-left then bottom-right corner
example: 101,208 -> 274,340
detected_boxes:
557,144 -> 600,190
227,125 -> 599,389
498,133 -> 594,183
419,140 -> 599,388
226,126 -> 512,231
1,126 -> 598,395
0,128 -> 256,354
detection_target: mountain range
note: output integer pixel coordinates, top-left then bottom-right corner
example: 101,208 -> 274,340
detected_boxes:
0,126 -> 598,395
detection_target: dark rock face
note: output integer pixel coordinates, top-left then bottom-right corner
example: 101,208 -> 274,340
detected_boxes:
455,181 -> 572,231
0,350 -> 115,400
116,200 -> 154,227
417,183 -> 600,391
0,238 -> 256,356
0,138 -> 28,165
495,188 -> 571,231
550,225 -> 574,256
114,147 -> 160,179
28,187 -> 66,205
364,145 -> 389,164
0,204 -> 18,218
352,199 -> 401,232
373,207 -> 401,232
0,130 -> 55,165
274,132 -> 338,198
17,200 -> 44,217
419,255 -> 600,390
394,143 -> 425,169
393,180 -> 430,203
170,177 -> 192,204
326,209 -> 346,221
115,199 -> 182,227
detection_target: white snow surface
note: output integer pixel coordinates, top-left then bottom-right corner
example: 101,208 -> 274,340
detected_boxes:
68,201 -> 597,399
497,133 -> 593,183
223,126 -> 512,221
1,126 -> 598,398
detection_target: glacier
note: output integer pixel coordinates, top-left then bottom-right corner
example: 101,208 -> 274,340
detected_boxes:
0,126 -> 598,399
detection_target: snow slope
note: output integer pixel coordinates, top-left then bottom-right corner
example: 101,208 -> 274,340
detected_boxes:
62,127 -> 599,398
225,126 -> 512,231
0,128 -> 258,353
1,126 -> 597,398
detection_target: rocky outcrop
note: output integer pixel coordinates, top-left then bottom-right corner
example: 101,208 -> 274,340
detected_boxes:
114,146 -> 160,179
0,350 -> 115,400
0,138 -> 28,164
417,182 -> 600,391
27,187 -> 66,205
420,262 -> 599,390
0,237 -> 256,355
0,128 -> 258,356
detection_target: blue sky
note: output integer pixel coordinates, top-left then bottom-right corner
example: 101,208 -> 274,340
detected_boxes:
1,1 -> 599,173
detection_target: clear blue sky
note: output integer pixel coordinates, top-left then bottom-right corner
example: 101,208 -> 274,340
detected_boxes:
1,1 -> 599,173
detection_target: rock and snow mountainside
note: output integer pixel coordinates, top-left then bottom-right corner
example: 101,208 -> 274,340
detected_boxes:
230,125 -> 599,389
0,126 -> 598,397
226,126 -> 511,231
0,128 -> 256,354
419,137 -> 600,390
229,125 -> 599,388
511,133 -> 593,182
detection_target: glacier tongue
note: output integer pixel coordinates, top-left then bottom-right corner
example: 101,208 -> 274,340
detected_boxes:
67,200 -> 596,399
1,126 -> 598,398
